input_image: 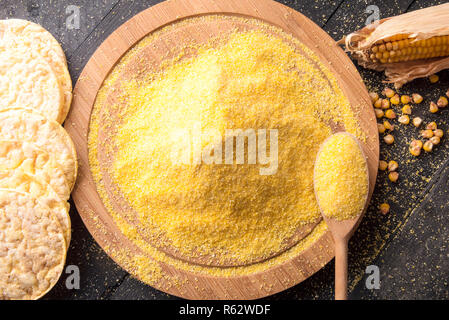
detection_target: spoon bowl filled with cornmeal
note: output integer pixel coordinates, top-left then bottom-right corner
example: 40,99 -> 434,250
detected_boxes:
314,132 -> 370,300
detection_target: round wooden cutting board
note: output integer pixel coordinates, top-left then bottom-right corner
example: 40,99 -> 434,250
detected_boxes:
65,0 -> 379,299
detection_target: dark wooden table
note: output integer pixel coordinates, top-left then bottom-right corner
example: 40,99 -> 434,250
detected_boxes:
1,0 -> 448,300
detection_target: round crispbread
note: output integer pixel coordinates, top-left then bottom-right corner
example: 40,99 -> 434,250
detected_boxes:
0,108 -> 78,189
0,19 -> 72,123
0,170 -> 71,246
0,140 -> 70,201
0,189 -> 66,300
0,42 -> 64,122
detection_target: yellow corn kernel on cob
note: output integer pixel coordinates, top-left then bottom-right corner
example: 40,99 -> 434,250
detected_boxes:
368,35 -> 449,64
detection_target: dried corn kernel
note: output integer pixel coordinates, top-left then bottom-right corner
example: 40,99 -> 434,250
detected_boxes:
384,134 -> 394,145
423,140 -> 434,152
388,160 -> 399,172
379,203 -> 390,215
381,99 -> 390,109
390,94 -> 400,105
370,92 -> 379,103
412,93 -> 423,104
426,122 -> 438,130
430,136 -> 441,145
401,95 -> 411,104
398,115 -> 410,124
379,160 -> 388,171
375,108 -> 384,118
410,140 -> 423,157
383,120 -> 394,131
437,96 -> 448,108
384,87 -> 395,98
421,129 -> 434,138
413,117 -> 423,127
410,147 -> 421,156
434,129 -> 444,138
378,123 -> 386,133
446,89 -> 449,98
374,99 -> 382,109
402,104 -> 412,114
429,74 -> 439,83
388,171 -> 399,182
430,101 -> 439,113
411,139 -> 423,149
385,109 -> 396,119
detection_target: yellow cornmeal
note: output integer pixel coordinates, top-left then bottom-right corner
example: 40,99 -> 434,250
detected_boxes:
314,133 -> 369,220
113,31 -> 331,262
88,16 -> 365,285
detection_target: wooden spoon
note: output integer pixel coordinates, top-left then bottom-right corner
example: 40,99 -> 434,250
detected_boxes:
314,132 -> 369,300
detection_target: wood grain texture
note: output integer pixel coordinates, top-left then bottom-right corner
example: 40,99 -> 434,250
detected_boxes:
64,0 -> 379,300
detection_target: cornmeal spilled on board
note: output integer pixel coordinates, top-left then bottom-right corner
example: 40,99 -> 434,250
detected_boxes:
314,133 -> 369,220
88,16 -> 365,285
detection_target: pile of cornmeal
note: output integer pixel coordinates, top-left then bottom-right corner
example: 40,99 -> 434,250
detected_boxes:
89,16 -> 364,284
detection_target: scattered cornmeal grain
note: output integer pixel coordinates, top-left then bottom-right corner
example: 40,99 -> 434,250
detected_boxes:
314,133 -> 368,221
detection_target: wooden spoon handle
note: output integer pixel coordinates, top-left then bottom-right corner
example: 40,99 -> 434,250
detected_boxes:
335,239 -> 348,300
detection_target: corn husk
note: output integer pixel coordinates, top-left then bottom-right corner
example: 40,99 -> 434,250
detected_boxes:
340,3 -> 449,87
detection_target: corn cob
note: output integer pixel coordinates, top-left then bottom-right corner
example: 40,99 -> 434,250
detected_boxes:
368,35 -> 449,64
340,3 -> 449,87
